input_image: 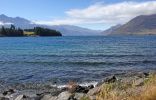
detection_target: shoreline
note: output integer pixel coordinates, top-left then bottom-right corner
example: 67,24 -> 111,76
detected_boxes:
0,71 -> 154,100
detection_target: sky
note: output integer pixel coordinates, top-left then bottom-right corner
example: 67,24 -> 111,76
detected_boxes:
0,0 -> 156,30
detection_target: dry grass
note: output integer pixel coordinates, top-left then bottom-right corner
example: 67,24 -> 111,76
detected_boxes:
24,31 -> 35,36
96,74 -> 156,100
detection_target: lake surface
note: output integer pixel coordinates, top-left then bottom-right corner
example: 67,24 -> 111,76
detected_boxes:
0,36 -> 156,86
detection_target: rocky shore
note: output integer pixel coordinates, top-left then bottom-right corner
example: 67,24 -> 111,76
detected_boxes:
0,72 -> 153,100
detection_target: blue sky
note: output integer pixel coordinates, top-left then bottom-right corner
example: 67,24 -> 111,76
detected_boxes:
0,0 -> 156,30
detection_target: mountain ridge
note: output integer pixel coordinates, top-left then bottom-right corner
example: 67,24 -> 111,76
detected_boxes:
103,14 -> 156,35
0,14 -> 102,36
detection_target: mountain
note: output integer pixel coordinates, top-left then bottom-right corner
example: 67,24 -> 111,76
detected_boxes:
0,14 -> 36,29
103,14 -> 156,35
45,25 -> 101,36
0,14 -> 102,36
102,24 -> 122,35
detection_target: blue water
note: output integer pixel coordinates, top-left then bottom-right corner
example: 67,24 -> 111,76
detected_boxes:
0,36 -> 156,85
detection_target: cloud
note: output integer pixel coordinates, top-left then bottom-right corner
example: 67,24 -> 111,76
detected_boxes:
34,1 -> 156,26
0,21 -> 13,25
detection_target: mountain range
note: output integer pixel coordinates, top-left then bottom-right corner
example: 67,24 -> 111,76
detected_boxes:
1,14 -> 156,35
103,14 -> 156,35
0,14 -> 102,36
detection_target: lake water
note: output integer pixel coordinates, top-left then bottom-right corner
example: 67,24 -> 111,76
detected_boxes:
0,36 -> 156,86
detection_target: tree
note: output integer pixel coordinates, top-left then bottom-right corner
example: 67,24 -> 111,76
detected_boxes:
1,26 -> 6,36
10,24 -> 15,30
34,27 -> 62,36
0,25 -> 24,37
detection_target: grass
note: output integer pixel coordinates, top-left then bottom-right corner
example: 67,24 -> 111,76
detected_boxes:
95,74 -> 156,100
24,31 -> 35,36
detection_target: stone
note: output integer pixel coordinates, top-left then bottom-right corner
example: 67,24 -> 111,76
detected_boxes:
0,97 -> 9,100
88,95 -> 96,100
74,93 -> 86,100
57,91 -> 73,100
8,89 -> 15,94
15,95 -> 24,100
105,75 -> 117,83
74,85 -> 94,93
137,72 -> 150,78
2,92 -> 7,96
41,94 -> 57,100
87,86 -> 101,96
2,89 -> 15,96
96,76 -> 117,86
87,85 -> 94,90
134,78 -> 144,86
143,72 -> 149,77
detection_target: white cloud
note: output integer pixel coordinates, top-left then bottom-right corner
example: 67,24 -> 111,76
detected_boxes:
34,1 -> 156,26
0,21 -> 13,25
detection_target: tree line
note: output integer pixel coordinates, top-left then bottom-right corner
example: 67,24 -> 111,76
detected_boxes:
0,25 -> 24,36
0,25 -> 62,37
25,27 -> 62,36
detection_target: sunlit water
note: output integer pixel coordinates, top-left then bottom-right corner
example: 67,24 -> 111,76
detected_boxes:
0,35 -> 156,86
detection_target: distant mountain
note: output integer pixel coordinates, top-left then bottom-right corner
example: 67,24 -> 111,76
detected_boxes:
103,14 -> 156,35
102,24 -> 122,35
0,14 -> 36,29
0,14 -> 102,36
46,25 -> 101,36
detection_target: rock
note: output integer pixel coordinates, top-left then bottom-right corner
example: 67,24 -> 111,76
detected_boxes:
75,86 -> 89,93
96,76 -> 117,86
36,92 -> 50,97
2,89 -> 15,96
105,75 -> 117,83
61,87 -> 68,92
8,89 -> 15,94
14,94 -> 29,100
0,97 -> 9,100
143,72 -> 149,77
2,92 -> 7,96
134,78 -> 144,86
88,95 -> 96,100
87,86 -> 101,96
87,85 -> 94,90
41,94 -> 57,100
74,93 -> 86,100
15,95 -> 24,100
137,72 -> 150,78
57,91 -> 73,100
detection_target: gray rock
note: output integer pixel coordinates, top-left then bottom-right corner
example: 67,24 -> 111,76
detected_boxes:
57,91 -> 73,100
74,93 -> 86,100
137,72 -> 150,78
2,89 -> 15,96
15,95 -> 24,100
105,75 -> 117,83
87,86 -> 101,96
134,78 -> 144,86
14,94 -> 34,100
96,76 -> 117,86
41,94 -> 57,100
0,97 -> 9,100
74,86 -> 89,93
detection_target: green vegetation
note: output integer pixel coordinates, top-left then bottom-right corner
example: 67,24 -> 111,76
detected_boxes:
34,27 -> 62,36
0,25 -> 24,36
24,27 -> 62,36
0,25 -> 62,37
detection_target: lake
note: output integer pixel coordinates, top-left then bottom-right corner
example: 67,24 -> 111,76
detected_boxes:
0,35 -> 156,86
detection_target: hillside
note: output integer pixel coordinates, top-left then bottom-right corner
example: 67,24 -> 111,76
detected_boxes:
0,14 -> 102,36
103,14 -> 156,35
